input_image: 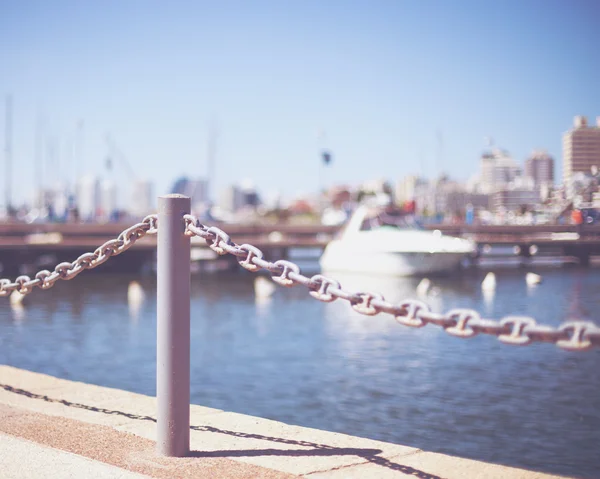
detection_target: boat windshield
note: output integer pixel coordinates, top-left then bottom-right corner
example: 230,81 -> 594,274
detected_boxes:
359,210 -> 423,231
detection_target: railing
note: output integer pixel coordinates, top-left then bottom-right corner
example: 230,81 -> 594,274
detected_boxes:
2,194 -> 600,457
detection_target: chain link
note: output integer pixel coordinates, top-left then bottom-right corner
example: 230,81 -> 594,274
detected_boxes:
0,215 -> 157,297
183,215 -> 600,352
2,214 -> 599,352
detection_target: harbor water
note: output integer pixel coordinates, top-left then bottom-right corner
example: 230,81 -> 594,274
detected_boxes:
1,266 -> 599,478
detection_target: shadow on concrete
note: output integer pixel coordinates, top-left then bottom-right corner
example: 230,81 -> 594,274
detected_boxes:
190,447 -> 444,478
0,383 -> 157,421
189,447 -> 382,458
1,383 -> 443,479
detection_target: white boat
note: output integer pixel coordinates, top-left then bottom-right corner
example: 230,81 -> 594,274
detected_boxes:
319,205 -> 475,276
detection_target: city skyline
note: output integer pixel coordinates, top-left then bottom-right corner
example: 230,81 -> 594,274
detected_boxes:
1,0 -> 599,207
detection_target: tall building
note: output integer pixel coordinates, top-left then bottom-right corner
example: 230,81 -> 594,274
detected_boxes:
219,185 -> 244,213
76,175 -> 100,221
479,148 -> 521,194
563,116 -> 600,198
52,183 -> 70,219
218,181 -> 260,213
171,177 -> 209,210
99,179 -> 117,221
130,179 -> 154,218
525,150 -> 554,188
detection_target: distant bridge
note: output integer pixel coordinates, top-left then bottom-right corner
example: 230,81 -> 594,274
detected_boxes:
1,222 -> 600,275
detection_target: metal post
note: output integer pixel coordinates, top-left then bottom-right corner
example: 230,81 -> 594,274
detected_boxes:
157,194 -> 191,456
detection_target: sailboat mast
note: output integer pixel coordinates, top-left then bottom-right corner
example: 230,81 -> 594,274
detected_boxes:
206,121 -> 217,205
4,95 -> 13,211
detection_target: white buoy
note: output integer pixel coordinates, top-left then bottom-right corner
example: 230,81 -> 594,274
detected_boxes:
482,289 -> 495,309
9,290 -> 25,306
416,278 -> 431,296
10,302 -> 25,323
128,281 -> 145,320
525,272 -> 542,286
254,276 -> 276,299
128,281 -> 145,303
481,272 -> 496,292
268,231 -> 283,243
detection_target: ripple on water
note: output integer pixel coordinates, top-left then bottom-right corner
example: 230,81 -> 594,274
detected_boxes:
0,268 -> 599,478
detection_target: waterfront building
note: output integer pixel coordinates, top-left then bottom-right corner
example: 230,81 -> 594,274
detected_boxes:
99,179 -> 117,222
34,183 -> 71,221
219,185 -> 243,213
525,150 -> 554,189
426,176 -> 490,219
441,191 -> 490,216
395,175 -> 421,205
479,148 -> 521,194
52,183 -> 70,220
432,176 -> 463,215
171,177 -> 209,211
76,175 -> 100,221
493,177 -> 539,212
413,179 -> 436,216
129,179 -> 154,218
219,181 -> 261,214
563,116 -> 600,199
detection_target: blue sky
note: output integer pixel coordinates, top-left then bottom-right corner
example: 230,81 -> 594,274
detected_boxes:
1,0 -> 599,206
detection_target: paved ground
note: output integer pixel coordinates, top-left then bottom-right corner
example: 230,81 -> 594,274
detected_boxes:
0,404 -> 294,479
1,433 -> 148,479
0,365 -> 570,478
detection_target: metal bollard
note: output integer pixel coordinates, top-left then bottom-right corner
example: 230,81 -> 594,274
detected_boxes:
157,194 -> 191,456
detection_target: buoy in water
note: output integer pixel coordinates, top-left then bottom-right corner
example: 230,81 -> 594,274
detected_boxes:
10,290 -> 25,306
254,276 -> 276,299
525,272 -> 542,286
128,281 -> 145,319
128,281 -> 145,304
481,272 -> 496,292
417,278 -> 431,296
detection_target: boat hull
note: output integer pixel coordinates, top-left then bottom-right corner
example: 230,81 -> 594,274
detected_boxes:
320,248 -> 466,276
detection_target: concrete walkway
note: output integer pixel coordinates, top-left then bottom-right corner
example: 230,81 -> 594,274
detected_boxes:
0,366 -> 570,478
0,433 -> 148,479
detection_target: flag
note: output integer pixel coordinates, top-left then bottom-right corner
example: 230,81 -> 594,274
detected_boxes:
322,150 -> 332,166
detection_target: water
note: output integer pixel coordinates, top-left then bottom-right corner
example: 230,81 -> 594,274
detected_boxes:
1,267 -> 600,478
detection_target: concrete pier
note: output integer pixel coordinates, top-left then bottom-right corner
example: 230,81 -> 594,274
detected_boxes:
0,366 -> 570,478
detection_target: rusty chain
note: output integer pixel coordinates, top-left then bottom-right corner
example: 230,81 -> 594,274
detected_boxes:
0,215 -> 157,297
183,214 -> 600,352
1,213 -> 599,352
